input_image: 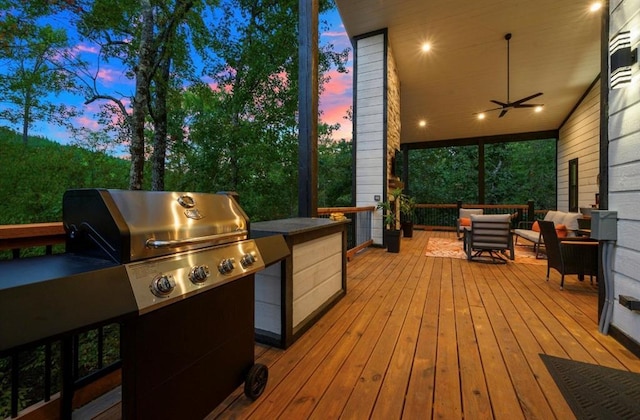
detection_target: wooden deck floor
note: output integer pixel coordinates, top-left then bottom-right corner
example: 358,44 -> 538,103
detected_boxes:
97,230 -> 640,420
205,230 -> 640,420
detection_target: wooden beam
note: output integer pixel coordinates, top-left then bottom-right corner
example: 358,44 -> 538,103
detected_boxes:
298,0 -> 319,217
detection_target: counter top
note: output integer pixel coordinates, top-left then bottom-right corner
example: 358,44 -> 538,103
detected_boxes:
250,217 -> 349,236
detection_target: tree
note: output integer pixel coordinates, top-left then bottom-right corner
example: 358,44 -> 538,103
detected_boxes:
77,0 -> 212,190
175,0 -> 349,219
0,5 -> 78,144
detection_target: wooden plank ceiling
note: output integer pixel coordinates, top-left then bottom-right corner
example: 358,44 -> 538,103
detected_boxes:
334,0 -> 603,144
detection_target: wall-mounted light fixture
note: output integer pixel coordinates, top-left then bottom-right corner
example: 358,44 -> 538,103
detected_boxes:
610,30 -> 638,89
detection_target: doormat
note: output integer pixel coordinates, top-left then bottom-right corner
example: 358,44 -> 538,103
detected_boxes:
541,354 -> 640,420
424,237 -> 546,265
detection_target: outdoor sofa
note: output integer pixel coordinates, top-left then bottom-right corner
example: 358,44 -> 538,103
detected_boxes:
513,210 -> 582,258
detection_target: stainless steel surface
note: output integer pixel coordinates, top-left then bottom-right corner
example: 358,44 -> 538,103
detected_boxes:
105,189 -> 248,261
64,189 -> 250,263
59,188 -> 265,315
124,239 -> 264,314
145,229 -> 248,249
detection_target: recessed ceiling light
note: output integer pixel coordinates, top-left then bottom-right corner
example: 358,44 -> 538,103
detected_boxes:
477,113 -> 486,120
590,2 -> 602,12
421,43 -> 431,52
534,106 -> 543,113
419,120 -> 427,127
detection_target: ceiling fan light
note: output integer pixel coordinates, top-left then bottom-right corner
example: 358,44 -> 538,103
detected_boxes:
477,113 -> 486,120
534,106 -> 543,113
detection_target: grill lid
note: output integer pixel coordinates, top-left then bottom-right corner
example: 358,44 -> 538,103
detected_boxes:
63,189 -> 249,263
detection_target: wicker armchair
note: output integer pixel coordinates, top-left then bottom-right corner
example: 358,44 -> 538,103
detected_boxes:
538,220 -> 598,289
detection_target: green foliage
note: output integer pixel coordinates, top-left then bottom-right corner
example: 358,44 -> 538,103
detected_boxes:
400,194 -> 416,222
377,187 -> 403,230
170,0 -> 350,221
0,127 -> 130,224
319,138 -> 352,207
406,139 -> 556,208
407,145 -> 479,203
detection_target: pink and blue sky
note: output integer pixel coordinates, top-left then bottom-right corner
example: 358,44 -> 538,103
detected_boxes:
26,7 -> 353,149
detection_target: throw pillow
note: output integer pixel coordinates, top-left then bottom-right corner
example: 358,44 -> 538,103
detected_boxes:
460,217 -> 471,226
555,223 -> 568,238
532,221 -> 540,232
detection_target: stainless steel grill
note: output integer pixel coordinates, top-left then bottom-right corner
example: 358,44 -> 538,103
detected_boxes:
62,189 -> 265,315
1,188 -> 276,420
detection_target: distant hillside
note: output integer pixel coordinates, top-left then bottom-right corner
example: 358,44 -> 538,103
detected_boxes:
0,127 -> 130,224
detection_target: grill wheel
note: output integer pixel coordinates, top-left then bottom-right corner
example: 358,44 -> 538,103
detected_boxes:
244,363 -> 269,400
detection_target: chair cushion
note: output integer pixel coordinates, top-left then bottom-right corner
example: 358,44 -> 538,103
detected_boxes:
561,212 -> 581,231
543,210 -> 558,222
471,214 -> 510,222
460,209 -> 483,219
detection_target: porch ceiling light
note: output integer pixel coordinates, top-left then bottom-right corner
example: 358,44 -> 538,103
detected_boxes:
610,30 -> 638,89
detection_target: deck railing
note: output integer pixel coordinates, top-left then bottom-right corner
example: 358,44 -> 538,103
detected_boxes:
1,223 -> 121,419
317,206 -> 376,260
0,202 -> 543,418
413,201 -> 545,230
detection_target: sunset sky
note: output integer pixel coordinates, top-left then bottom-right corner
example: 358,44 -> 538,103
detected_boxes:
25,7 -> 353,149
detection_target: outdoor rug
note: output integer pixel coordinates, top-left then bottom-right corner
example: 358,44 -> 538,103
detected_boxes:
541,354 -> 640,420
423,237 -> 546,265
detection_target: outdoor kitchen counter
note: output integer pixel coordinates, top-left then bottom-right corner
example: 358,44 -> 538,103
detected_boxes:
250,217 -> 348,348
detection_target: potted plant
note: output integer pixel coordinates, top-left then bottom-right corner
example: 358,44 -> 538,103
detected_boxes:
377,188 -> 403,253
400,194 -> 416,238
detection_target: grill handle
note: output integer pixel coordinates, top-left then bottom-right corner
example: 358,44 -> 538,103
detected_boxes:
145,230 -> 248,249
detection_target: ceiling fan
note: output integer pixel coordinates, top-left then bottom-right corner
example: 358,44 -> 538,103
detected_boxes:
479,33 -> 543,118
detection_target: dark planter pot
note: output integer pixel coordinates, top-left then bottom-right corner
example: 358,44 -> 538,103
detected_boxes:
401,221 -> 414,238
385,230 -> 401,253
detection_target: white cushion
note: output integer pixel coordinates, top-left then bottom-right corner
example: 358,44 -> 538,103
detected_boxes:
460,208 -> 483,218
561,212 -> 581,231
471,214 -> 510,222
543,210 -> 558,222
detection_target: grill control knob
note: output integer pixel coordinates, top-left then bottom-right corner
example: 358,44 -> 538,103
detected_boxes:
189,265 -> 210,284
240,252 -> 256,268
218,258 -> 235,274
150,274 -> 175,297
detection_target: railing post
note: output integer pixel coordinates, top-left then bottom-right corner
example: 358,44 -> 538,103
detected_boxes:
457,200 -> 463,211
528,200 -> 535,222
11,353 -> 19,418
60,337 -> 74,419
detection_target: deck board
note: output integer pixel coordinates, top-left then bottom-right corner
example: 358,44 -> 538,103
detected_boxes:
93,230 -> 640,420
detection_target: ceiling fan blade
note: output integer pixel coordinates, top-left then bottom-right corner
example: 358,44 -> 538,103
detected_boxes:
476,34 -> 543,119
477,106 -> 505,114
513,103 -> 543,108
511,92 -> 543,106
